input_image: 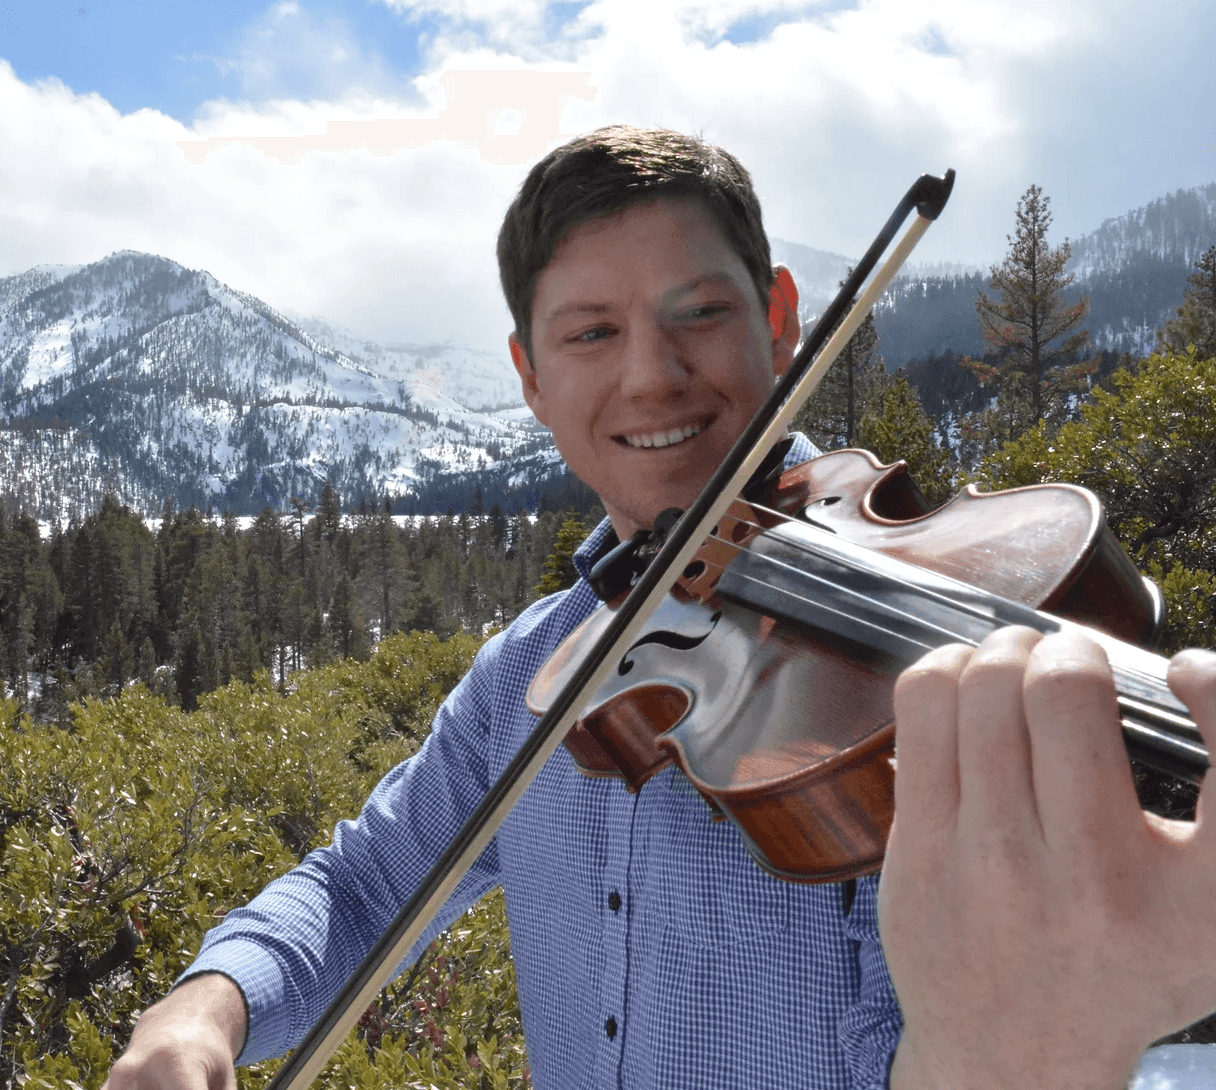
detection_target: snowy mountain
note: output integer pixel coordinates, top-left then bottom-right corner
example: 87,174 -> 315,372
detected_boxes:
1069,183 -> 1216,279
0,251 -> 554,522
768,239 -> 855,325
286,316 -> 523,412
1066,182 -> 1216,355
769,237 -> 986,328
4,180 -> 1211,522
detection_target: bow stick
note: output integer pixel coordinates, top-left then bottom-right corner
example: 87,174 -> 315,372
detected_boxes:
267,167 -> 956,1090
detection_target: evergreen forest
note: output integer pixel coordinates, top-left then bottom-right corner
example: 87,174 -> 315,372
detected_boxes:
0,485 -> 602,717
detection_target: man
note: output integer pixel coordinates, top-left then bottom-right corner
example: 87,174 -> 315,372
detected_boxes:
106,126 -> 1216,1090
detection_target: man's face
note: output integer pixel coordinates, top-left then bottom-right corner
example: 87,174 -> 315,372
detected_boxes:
509,196 -> 799,540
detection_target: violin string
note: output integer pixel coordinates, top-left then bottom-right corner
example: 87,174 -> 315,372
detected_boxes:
713,507 -> 1017,652
712,507 -> 1188,727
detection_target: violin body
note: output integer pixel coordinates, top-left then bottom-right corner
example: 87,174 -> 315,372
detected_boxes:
526,449 -> 1165,883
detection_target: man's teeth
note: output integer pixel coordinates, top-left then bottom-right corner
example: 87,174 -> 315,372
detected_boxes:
625,423 -> 702,449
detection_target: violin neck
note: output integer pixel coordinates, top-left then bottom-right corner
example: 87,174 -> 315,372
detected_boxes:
1098,640 -> 1207,785
716,520 -> 1209,785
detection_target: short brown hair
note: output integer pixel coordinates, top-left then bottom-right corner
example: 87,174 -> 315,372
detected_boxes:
497,125 -> 774,358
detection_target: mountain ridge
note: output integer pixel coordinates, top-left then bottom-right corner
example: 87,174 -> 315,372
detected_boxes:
3,179 -> 1212,521
0,251 -> 551,522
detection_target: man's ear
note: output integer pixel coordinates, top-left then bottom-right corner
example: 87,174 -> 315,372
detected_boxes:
767,265 -> 801,378
508,333 -> 549,426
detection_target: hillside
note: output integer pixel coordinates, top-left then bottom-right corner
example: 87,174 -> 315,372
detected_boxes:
0,252 -> 555,521
869,182 -> 1216,367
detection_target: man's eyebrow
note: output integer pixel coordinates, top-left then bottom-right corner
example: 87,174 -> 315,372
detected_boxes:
664,271 -> 740,303
544,272 -> 744,323
544,301 -> 614,322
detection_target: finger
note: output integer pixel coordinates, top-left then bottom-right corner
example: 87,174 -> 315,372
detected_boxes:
1167,649 -> 1216,743
892,642 -> 970,838
1023,629 -> 1145,860
1167,648 -> 1216,832
953,626 -> 1044,842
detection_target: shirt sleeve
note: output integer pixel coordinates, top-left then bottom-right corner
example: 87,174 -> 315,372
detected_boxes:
178,633 -> 507,1066
836,874 -> 904,1089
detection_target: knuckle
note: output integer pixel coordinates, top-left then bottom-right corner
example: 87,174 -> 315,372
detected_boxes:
899,643 -> 972,690
1024,658 -> 1114,714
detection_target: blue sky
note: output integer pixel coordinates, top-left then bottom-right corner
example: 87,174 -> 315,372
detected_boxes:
2,1 -> 429,119
1,0 -> 1213,351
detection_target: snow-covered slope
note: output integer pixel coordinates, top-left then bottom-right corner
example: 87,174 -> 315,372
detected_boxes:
1068,182 -> 1216,280
0,251 -> 554,520
289,316 -> 524,411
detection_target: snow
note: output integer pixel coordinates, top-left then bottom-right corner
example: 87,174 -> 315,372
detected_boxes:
0,251 -> 558,518
288,313 -> 525,411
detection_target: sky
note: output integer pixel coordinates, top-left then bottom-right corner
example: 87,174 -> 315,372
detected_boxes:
1,0 -> 1214,354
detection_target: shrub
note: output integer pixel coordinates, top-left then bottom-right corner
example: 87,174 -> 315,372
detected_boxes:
0,631 -> 528,1088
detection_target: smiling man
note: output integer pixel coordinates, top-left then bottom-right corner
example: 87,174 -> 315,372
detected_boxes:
106,126 -> 1216,1090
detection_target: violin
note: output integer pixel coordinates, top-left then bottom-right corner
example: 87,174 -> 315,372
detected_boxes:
527,446 -> 1206,884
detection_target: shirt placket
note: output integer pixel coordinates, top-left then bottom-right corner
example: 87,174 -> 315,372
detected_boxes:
593,779 -> 640,1087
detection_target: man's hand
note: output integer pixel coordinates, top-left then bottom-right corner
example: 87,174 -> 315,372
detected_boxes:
103,973 -> 247,1090
879,626 -> 1216,1090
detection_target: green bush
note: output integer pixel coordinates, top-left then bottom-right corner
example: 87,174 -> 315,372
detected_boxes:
0,630 -> 529,1088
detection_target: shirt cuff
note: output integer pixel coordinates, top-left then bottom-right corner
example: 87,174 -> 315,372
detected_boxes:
177,938 -> 293,1066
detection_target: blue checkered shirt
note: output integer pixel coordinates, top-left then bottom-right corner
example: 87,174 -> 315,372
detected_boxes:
183,434 -> 904,1088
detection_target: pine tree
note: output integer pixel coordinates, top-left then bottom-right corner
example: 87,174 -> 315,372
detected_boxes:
288,497 -> 311,671
326,573 -> 365,659
791,290 -> 890,451
100,622 -> 133,696
355,507 -> 408,640
857,372 -> 954,508
136,636 -> 156,687
964,184 -> 1093,453
1158,246 -> 1216,360
317,480 -> 342,537
535,514 -> 588,595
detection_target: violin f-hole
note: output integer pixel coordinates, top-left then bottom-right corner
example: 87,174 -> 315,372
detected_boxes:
618,611 -> 722,675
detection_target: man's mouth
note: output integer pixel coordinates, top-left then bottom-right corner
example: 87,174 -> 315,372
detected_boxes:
621,421 -> 704,449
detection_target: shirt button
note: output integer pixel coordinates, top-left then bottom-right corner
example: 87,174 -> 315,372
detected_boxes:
605,1016 -> 618,1040
608,891 -> 621,912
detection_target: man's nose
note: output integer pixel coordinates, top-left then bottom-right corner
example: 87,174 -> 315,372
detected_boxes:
617,322 -> 691,400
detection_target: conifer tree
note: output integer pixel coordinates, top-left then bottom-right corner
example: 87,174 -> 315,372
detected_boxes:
326,573 -> 364,660
355,506 -> 408,639
317,480 -> 342,536
791,284 -> 890,451
101,621 -> 133,696
1158,245 -> 1216,360
287,497 -> 311,671
857,372 -> 954,508
137,636 -> 156,687
535,514 -> 588,595
964,184 -> 1092,454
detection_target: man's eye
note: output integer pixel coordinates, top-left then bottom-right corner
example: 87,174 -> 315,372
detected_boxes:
574,326 -> 612,343
684,304 -> 727,320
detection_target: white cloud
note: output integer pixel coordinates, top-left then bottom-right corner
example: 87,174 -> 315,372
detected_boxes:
0,62 -> 526,352
232,1 -> 414,103
379,0 -> 597,60
0,0 -> 1213,358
